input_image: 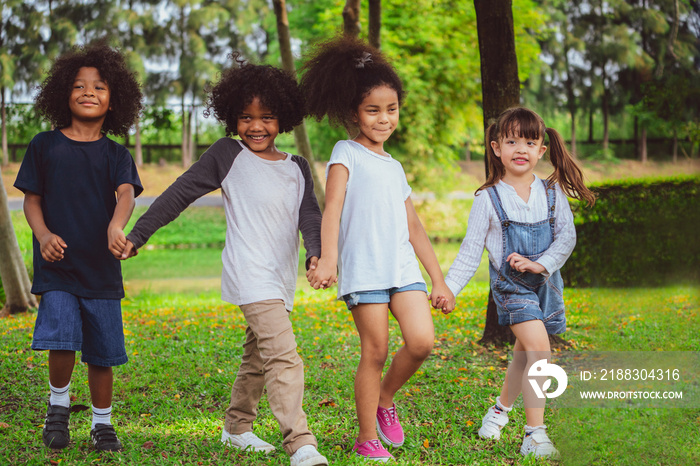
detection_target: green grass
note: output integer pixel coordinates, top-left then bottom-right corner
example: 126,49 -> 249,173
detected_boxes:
1,283 -> 698,465
4,198 -> 700,465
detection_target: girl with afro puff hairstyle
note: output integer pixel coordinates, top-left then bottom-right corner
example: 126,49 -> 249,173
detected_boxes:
14,43 -> 143,452
302,36 -> 455,461
122,54 -> 328,466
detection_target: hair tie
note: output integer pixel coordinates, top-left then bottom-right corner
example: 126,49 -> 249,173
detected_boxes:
355,52 -> 373,69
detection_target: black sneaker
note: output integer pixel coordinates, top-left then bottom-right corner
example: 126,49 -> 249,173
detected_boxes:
91,423 -> 123,451
42,402 -> 70,449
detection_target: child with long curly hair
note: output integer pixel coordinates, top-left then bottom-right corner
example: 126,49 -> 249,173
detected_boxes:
302,36 -> 455,461
14,43 -> 144,452
122,54 -> 328,466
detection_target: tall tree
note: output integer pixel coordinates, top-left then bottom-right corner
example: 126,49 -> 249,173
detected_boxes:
1,1 -> 49,166
272,0 -> 326,208
0,174 -> 37,316
368,0 -> 381,49
474,0 -> 520,345
343,0 -> 361,37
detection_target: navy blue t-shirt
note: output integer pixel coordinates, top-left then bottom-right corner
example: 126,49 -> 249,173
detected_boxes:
14,130 -> 143,299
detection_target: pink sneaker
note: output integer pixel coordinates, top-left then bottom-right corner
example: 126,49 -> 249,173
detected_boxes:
353,439 -> 394,462
376,404 -> 404,447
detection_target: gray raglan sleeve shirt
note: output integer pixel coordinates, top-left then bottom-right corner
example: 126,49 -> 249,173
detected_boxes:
291,155 -> 322,266
126,138 -> 241,249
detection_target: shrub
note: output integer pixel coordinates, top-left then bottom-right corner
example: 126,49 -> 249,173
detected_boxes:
563,176 -> 700,287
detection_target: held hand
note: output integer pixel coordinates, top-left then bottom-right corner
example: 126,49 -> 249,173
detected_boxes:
108,226 -> 127,259
507,253 -> 546,274
38,232 -> 67,262
120,240 -> 138,260
429,282 -> 456,314
306,257 -> 331,289
307,257 -> 337,290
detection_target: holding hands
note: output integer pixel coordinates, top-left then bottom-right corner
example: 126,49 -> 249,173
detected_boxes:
506,252 -> 546,274
430,281 -> 456,315
306,257 -> 337,290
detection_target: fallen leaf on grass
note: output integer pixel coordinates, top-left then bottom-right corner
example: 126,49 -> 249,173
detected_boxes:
318,399 -> 337,407
0,422 -> 10,428
423,439 -> 430,448
50,461 -> 59,465
70,404 -> 89,413
142,441 -> 155,449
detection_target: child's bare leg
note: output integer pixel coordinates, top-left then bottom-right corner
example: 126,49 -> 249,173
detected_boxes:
379,291 -> 434,407
48,350 -> 76,387
509,320 -> 550,426
351,303 -> 390,443
87,364 -> 113,409
499,339 -> 527,407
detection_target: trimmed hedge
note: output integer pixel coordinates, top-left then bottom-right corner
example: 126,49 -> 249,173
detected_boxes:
563,176 -> 700,287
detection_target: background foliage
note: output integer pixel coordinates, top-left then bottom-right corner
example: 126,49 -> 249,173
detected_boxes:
564,176 -> 700,287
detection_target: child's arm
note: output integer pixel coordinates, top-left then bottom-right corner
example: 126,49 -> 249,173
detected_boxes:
444,192 -> 490,298
307,163 -> 348,289
295,157 -> 323,271
405,198 -> 455,314
23,191 -> 67,262
108,183 -> 136,259
510,185 -> 577,274
122,142 -> 233,259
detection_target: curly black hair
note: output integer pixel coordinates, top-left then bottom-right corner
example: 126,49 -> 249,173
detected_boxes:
299,36 -> 404,129
204,53 -> 305,136
34,43 -> 143,137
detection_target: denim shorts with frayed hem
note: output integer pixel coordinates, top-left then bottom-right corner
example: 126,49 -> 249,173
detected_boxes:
342,282 -> 428,310
31,290 -> 128,367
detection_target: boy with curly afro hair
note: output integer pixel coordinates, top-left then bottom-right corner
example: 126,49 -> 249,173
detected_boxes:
122,54 -> 328,466
14,43 -> 143,452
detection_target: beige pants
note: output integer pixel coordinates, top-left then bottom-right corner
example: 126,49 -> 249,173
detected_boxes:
224,299 -> 316,455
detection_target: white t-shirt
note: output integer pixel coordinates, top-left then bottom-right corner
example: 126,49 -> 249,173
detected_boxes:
445,176 -> 576,297
327,140 -> 425,297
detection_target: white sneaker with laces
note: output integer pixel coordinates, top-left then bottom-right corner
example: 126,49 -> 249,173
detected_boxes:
220,430 -> 276,453
520,426 -> 560,459
290,444 -> 329,466
478,404 -> 509,439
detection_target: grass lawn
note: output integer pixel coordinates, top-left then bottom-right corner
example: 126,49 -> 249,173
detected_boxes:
2,185 -> 699,464
1,279 -> 698,464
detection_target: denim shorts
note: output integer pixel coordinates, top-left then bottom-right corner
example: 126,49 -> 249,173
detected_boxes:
342,282 -> 428,310
32,290 -> 128,367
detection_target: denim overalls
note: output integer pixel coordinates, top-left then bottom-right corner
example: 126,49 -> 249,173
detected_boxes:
486,180 -> 566,335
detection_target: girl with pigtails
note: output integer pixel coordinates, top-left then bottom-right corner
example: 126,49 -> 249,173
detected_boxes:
302,36 -> 455,462
443,107 -> 595,459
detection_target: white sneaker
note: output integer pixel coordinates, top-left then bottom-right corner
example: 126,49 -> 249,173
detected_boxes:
478,404 -> 509,439
520,426 -> 560,459
220,430 -> 276,453
290,444 -> 329,466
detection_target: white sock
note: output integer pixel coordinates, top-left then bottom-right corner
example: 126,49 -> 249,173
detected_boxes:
49,382 -> 70,408
495,396 -> 513,412
92,406 -> 112,429
525,424 -> 546,434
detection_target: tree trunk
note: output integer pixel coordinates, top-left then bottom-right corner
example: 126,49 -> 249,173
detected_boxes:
134,119 -> 143,166
672,130 -> 678,163
368,0 -> 381,49
588,107 -> 594,143
1,88 -> 8,167
602,70 -> 610,150
343,0 -> 361,38
272,0 -> 326,209
474,0 -> 519,346
181,96 -> 191,168
640,126 -> 647,163
0,175 -> 38,316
